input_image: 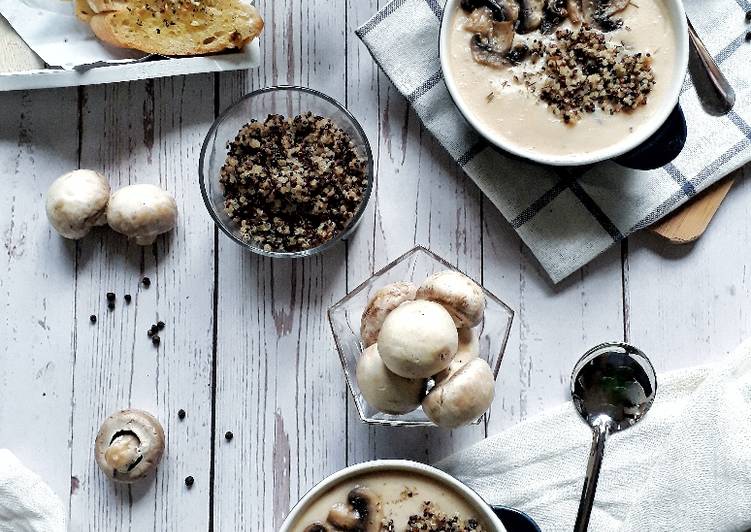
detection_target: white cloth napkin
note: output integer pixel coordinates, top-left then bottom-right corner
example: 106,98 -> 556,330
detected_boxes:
437,340 -> 751,532
357,0 -> 751,283
0,450 -> 66,532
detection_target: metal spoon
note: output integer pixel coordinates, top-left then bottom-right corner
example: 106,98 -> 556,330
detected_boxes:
570,343 -> 657,532
686,17 -> 736,116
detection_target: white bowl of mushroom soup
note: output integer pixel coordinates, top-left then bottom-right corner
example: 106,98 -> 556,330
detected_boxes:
440,0 -> 689,166
279,460 -> 507,531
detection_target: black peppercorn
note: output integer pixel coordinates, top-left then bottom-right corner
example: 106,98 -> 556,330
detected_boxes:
90,315 -> 97,324
107,302 -> 115,311
178,409 -> 186,420
746,31 -> 751,42
184,476 -> 194,488
152,335 -> 161,347
124,294 -> 132,304
149,324 -> 159,335
157,321 -> 165,331
224,431 -> 234,441
106,292 -> 116,302
746,10 -> 751,22
142,277 -> 151,288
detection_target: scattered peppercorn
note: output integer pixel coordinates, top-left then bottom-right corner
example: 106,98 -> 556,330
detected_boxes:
107,301 -> 115,311
157,321 -> 165,331
152,335 -> 161,347
746,31 -> 751,42
178,409 -> 186,420
746,10 -> 751,22
106,292 -> 116,302
224,431 -> 234,441
184,476 -> 194,488
124,294 -> 132,304
142,277 -> 151,288
90,315 -> 97,324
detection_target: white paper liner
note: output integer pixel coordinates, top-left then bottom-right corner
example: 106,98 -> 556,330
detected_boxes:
0,0 -> 151,70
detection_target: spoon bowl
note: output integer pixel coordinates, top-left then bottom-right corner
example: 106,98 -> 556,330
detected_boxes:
570,343 -> 657,532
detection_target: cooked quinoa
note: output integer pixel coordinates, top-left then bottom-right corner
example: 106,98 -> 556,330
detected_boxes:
386,501 -> 486,531
219,113 -> 368,252
534,25 -> 656,123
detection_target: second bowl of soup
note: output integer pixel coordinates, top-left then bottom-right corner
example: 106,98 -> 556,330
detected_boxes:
280,460 -> 507,531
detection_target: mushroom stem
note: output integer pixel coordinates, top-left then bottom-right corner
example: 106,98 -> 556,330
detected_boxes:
105,432 -> 142,476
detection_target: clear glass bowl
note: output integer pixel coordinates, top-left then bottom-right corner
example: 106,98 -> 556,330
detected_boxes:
328,246 -> 515,427
199,86 -> 374,257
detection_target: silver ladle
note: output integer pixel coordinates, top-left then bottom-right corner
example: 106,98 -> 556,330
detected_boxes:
687,17 -> 736,116
570,343 -> 657,532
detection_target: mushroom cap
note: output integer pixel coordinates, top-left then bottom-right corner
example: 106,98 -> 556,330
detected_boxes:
356,344 -> 425,415
416,270 -> 486,328
422,358 -> 495,428
94,409 -> 165,483
45,169 -> 110,240
326,487 -> 383,532
377,300 -> 458,379
360,281 -> 418,347
107,184 -> 177,246
303,524 -> 330,532
434,327 -> 480,384
469,21 -> 516,68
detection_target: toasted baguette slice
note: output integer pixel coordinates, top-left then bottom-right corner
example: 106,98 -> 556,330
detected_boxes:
88,1 -> 264,56
85,0 -> 130,13
75,0 -> 94,22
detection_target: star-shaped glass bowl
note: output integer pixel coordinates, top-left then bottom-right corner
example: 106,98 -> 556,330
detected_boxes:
328,246 -> 514,427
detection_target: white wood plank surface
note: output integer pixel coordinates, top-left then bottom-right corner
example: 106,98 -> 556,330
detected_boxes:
626,168 -> 751,371
213,1 -> 350,530
0,1 -> 749,530
0,87 -> 79,506
68,75 -> 216,531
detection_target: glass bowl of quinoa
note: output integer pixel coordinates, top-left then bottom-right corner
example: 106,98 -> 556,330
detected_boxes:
200,86 -> 374,257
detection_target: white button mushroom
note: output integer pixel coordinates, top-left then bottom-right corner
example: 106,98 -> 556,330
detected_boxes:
434,327 -> 480,384
325,487 -> 384,532
107,184 -> 178,245
94,409 -> 165,483
422,358 -> 495,428
377,300 -> 458,379
416,270 -> 486,328
360,281 -> 418,347
45,169 -> 110,239
356,344 -> 425,415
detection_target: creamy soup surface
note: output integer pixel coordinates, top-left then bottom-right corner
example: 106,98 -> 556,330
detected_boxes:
446,0 -> 678,157
290,471 -> 492,531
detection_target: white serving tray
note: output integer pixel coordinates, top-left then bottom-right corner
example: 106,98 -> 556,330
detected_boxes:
0,15 -> 260,92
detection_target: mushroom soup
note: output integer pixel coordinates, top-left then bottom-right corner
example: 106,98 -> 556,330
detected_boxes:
446,0 -> 678,157
291,470 -> 491,531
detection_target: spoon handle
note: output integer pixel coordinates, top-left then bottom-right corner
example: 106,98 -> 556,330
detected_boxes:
574,423 -> 609,532
686,17 -> 736,115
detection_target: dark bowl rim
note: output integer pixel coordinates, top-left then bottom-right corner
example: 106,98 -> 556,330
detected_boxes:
198,85 -> 375,258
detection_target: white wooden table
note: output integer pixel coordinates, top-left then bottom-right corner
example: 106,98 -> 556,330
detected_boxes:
1,1 -> 749,530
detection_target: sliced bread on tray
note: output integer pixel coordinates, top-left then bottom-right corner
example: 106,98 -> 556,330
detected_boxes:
84,0 -> 264,56
75,0 -> 94,22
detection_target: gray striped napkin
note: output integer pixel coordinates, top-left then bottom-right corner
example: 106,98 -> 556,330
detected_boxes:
357,0 -> 751,283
